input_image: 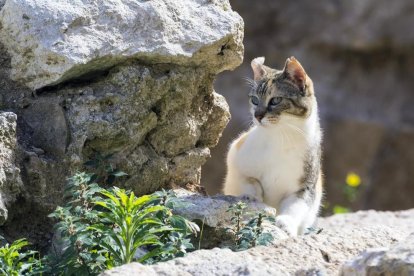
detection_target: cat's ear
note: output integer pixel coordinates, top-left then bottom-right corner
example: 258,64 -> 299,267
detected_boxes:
283,57 -> 307,90
251,57 -> 266,81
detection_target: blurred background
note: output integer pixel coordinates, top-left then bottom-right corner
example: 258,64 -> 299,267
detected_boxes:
201,0 -> 414,214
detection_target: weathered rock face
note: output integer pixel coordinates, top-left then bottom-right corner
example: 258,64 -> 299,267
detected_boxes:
0,112 -> 22,225
0,0 -> 243,246
203,0 -> 414,211
103,206 -> 414,275
341,233 -> 414,275
0,0 -> 243,90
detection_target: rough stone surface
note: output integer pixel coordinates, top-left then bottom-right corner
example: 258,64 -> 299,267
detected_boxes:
103,209 -> 414,275
202,0 -> 414,212
173,189 -> 276,227
0,112 -> 22,225
341,233 -> 414,276
318,209 -> 414,232
0,0 -> 243,248
0,0 -> 243,90
173,189 -> 287,248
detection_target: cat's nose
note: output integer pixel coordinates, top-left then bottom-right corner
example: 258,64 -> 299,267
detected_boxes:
255,113 -> 264,122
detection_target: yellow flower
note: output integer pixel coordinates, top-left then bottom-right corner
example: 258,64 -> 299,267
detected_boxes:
346,172 -> 361,187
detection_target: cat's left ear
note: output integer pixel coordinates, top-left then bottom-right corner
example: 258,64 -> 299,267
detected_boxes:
283,57 -> 307,91
251,57 -> 266,81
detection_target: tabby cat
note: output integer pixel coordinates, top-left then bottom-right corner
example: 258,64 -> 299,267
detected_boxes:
223,57 -> 323,236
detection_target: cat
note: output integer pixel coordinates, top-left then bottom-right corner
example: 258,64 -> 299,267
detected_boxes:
223,56 -> 323,236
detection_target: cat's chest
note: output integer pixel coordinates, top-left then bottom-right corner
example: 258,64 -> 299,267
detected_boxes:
235,128 -> 307,201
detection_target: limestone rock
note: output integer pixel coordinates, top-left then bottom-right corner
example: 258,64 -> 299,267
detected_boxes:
0,0 -> 243,247
0,0 -> 243,90
102,248 -> 290,276
103,209 -> 414,275
319,209 -> 414,232
173,189 -> 276,227
172,189 -> 287,248
0,112 -> 22,225
341,233 -> 414,276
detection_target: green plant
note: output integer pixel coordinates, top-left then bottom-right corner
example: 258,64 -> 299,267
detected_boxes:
92,188 -> 198,265
47,170 -> 199,275
142,189 -> 199,264
48,172 -> 109,275
226,201 -> 275,251
332,172 -> 362,214
83,152 -> 128,186
0,237 -> 44,275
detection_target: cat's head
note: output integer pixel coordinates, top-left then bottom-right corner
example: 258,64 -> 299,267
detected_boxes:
248,56 -> 315,126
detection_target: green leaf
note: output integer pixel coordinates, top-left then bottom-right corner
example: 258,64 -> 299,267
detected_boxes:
84,160 -> 98,167
333,205 -> 350,214
112,171 -> 128,177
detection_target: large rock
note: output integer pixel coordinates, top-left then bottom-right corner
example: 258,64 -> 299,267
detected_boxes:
0,0 -> 243,248
173,189 -> 277,228
0,0 -> 243,90
103,209 -> 414,275
172,190 -> 287,248
341,233 -> 414,275
202,0 -> 414,212
0,112 -> 22,225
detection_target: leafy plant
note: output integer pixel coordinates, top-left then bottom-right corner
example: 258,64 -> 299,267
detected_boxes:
0,237 -> 44,275
47,172 -> 109,275
226,201 -> 275,251
47,170 -> 199,275
332,172 -> 362,214
83,152 -> 128,185
141,189 -> 199,264
92,187 -> 198,265
227,201 -> 247,234
2,153 -> 200,275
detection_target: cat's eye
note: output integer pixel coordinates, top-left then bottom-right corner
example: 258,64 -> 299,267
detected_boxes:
269,97 -> 282,106
250,96 -> 259,105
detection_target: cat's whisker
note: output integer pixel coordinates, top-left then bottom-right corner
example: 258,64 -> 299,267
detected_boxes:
284,127 -> 294,146
242,76 -> 257,89
279,127 -> 287,148
241,116 -> 254,129
284,122 -> 306,138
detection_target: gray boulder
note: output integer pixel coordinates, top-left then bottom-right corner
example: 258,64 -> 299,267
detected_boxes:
341,233 -> 414,276
172,189 -> 287,248
0,0 -> 243,247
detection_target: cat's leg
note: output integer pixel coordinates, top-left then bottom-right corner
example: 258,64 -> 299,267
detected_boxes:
240,177 -> 264,202
275,184 -> 321,236
223,169 -> 263,202
299,198 -> 321,234
275,194 -> 309,236
223,133 -> 264,202
299,174 -> 323,234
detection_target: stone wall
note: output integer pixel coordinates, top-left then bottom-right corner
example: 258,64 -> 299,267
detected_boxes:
203,0 -> 414,211
0,0 -> 243,246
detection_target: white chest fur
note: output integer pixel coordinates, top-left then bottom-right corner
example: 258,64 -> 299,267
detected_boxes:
232,108 -> 320,209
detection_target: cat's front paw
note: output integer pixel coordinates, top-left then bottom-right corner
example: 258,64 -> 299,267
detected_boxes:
239,194 -> 259,202
275,215 -> 298,237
